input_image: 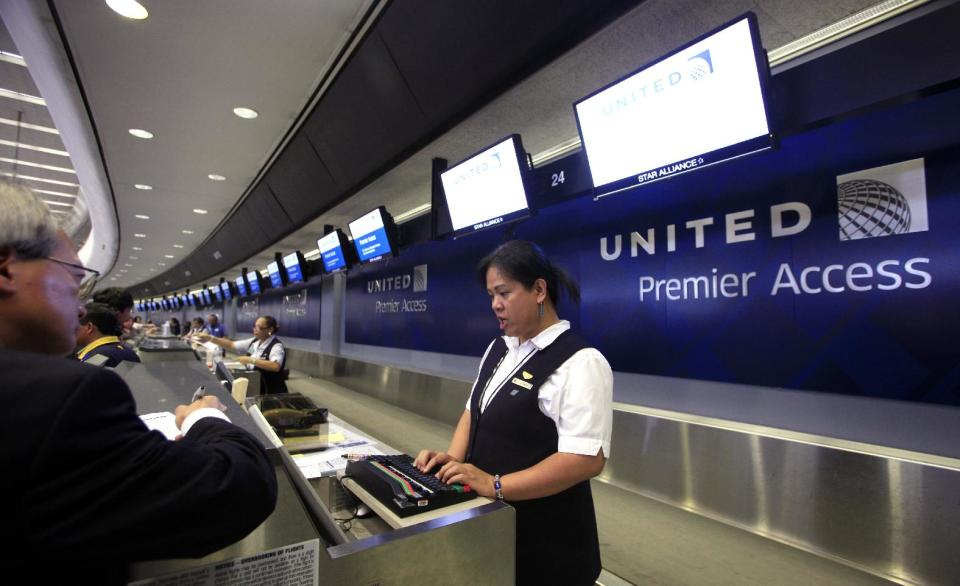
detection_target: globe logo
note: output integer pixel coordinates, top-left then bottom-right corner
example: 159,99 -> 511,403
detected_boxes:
687,49 -> 714,81
837,179 -> 912,240
413,264 -> 428,292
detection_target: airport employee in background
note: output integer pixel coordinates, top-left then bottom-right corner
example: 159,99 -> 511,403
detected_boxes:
416,240 -> 613,586
206,312 -> 226,337
75,301 -> 141,366
197,315 -> 288,394
0,182 -> 278,584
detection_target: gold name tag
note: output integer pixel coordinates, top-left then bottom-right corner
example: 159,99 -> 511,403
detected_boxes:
511,377 -> 533,390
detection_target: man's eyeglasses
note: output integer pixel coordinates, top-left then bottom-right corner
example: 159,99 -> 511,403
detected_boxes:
42,256 -> 101,286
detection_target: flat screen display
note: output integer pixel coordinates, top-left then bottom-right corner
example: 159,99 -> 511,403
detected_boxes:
440,134 -> 531,236
220,281 -> 232,301
214,287 -> 223,303
235,276 -> 247,296
574,13 -> 773,197
202,289 -> 211,306
317,231 -> 349,273
349,207 -> 394,263
186,294 -> 194,306
283,252 -> 305,284
267,261 -> 284,288
246,270 -> 262,294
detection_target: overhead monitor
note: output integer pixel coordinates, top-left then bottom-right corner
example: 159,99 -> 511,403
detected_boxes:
235,276 -> 248,297
317,229 -> 352,274
267,261 -> 286,288
439,134 -> 532,237
202,289 -> 212,306
186,293 -> 194,306
574,12 -> 774,198
348,206 -> 398,264
283,251 -> 307,284
213,287 -> 223,304
219,281 -> 232,301
246,269 -> 263,294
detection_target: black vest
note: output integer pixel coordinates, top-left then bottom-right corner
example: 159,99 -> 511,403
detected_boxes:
466,330 -> 601,586
258,337 -> 288,394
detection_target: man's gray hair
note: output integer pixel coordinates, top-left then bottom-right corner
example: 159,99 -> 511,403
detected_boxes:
0,181 -> 59,258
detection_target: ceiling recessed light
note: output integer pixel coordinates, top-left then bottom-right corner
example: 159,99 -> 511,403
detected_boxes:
192,208 -> 208,214
134,184 -> 152,190
106,0 -> 149,20
207,174 -> 226,181
164,254 -> 174,259
119,269 -> 128,273
134,214 -> 150,219
128,128 -> 154,139
149,268 -> 156,272
158,262 -> 167,267
182,230 -> 194,234
172,244 -> 184,248
134,233 -> 146,238
132,246 -> 142,250
129,256 -> 138,260
124,263 -> 132,267
233,107 -> 259,119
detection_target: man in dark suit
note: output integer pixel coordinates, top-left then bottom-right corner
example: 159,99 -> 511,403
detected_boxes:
75,301 -> 141,366
0,181 -> 278,584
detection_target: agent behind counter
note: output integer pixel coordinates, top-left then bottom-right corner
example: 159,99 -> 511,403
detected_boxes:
196,315 -> 288,394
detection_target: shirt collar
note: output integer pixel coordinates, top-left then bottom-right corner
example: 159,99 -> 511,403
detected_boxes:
252,334 -> 276,349
503,320 -> 570,352
77,335 -> 121,360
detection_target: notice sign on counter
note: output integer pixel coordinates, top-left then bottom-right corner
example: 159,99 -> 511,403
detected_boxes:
130,539 -> 319,585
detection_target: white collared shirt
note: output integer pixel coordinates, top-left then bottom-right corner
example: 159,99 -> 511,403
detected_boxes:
466,320 -> 613,458
232,335 -> 284,371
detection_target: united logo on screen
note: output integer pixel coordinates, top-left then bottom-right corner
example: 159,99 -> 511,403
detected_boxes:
687,49 -> 714,80
836,158 -> 928,241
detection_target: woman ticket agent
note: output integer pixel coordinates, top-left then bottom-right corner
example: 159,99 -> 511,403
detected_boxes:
414,241 -> 613,586
195,315 -> 288,394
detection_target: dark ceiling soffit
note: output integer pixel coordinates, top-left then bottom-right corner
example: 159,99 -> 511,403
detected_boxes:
130,0 -> 645,297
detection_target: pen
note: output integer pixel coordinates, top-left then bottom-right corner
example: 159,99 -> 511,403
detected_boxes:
191,385 -> 206,402
341,453 -> 370,461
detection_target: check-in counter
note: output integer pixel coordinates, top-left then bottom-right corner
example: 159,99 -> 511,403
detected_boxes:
135,337 -> 199,363
116,361 -> 515,585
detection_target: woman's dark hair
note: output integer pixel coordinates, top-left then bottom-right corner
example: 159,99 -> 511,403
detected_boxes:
80,302 -> 123,336
192,317 -> 205,327
259,315 -> 279,334
476,240 -> 580,307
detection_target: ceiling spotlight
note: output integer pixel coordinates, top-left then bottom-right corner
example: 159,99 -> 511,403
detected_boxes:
132,246 -> 142,250
182,230 -> 194,234
134,214 -> 150,219
192,208 -> 208,214
164,254 -> 174,259
233,107 -> 259,119
207,174 -> 226,181
134,233 -> 146,238
106,0 -> 148,20
134,184 -> 152,190
173,244 -> 184,248
158,262 -> 167,267
124,263 -> 132,267
129,256 -> 138,260
128,128 -> 154,139
119,269 -> 127,273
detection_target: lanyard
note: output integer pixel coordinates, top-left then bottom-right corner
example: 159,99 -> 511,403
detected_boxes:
478,345 -> 537,413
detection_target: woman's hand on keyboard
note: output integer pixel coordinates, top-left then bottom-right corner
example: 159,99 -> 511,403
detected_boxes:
437,462 -> 494,499
414,450 -> 458,475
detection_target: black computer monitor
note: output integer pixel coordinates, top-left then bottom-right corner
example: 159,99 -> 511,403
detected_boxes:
439,134 -> 533,237
316,229 -> 353,274
348,206 -> 399,264
246,269 -> 264,294
574,12 -> 775,198
235,275 -> 248,297
282,251 -> 307,284
267,261 -> 286,288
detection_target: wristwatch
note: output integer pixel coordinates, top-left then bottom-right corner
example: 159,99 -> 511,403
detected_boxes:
493,474 -> 503,500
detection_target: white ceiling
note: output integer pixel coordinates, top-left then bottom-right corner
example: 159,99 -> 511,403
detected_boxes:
2,0 -> 889,295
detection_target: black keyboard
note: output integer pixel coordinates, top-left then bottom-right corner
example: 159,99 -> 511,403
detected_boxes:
344,454 -> 476,518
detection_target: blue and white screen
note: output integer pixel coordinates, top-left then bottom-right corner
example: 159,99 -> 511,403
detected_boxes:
440,136 -> 529,233
267,262 -> 284,288
576,16 -> 770,193
283,252 -> 304,283
246,271 -> 261,294
235,277 -> 247,296
220,282 -> 232,300
214,288 -> 223,303
318,232 -> 347,272
349,209 -> 393,262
